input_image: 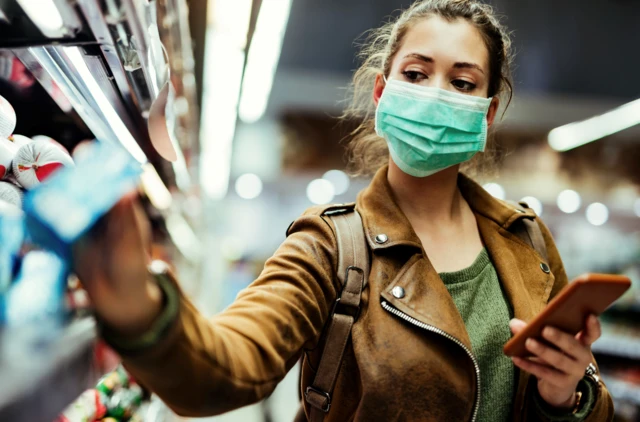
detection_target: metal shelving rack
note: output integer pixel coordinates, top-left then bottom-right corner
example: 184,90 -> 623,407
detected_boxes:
0,318 -> 97,421
0,0 -> 201,420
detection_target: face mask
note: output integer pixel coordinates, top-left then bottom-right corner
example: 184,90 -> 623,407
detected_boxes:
375,78 -> 492,178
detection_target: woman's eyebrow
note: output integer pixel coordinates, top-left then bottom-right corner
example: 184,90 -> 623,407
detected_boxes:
404,53 -> 434,63
404,53 -> 484,75
453,62 -> 485,74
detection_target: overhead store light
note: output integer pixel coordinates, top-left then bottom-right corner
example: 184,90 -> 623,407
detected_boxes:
238,0 -> 292,123
199,0 -> 252,199
557,189 -> 581,214
64,47 -> 147,163
17,0 -> 68,38
520,196 -> 543,216
483,183 -> 506,200
235,173 -> 263,199
586,203 -> 609,226
549,98 -> 640,151
307,179 -> 335,205
323,170 -> 350,196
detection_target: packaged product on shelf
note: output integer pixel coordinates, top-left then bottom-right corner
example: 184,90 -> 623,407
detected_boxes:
23,140 -> 141,259
0,180 -> 23,207
55,389 -> 108,422
107,387 -> 142,420
0,136 -> 19,178
0,94 -> 16,139
59,366 -> 145,422
32,135 -> 68,153
97,365 -> 130,396
13,141 -> 74,189
8,134 -> 32,148
1,250 -> 67,325
0,205 -> 24,292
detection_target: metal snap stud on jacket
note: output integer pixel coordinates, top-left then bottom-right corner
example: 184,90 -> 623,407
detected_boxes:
540,263 -> 550,273
375,234 -> 388,244
392,286 -> 405,299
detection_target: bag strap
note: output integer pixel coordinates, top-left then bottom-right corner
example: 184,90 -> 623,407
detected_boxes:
305,209 -> 369,422
509,201 -> 549,263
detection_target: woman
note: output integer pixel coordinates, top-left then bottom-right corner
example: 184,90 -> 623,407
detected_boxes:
74,1 -> 614,421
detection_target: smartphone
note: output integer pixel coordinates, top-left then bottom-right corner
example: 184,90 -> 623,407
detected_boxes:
503,273 -> 631,357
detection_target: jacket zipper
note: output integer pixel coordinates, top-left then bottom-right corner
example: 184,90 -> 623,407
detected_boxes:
381,300 -> 481,422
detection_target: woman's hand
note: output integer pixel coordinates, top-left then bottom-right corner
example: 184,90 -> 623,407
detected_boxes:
509,315 -> 602,409
72,192 -> 163,336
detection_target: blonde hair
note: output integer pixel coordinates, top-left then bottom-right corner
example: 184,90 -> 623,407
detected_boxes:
342,0 -> 514,178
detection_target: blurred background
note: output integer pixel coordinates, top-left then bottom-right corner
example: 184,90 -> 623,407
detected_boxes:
0,0 -> 638,421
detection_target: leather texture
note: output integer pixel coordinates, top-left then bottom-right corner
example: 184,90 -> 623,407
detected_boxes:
115,166 -> 614,422
306,210 -> 369,422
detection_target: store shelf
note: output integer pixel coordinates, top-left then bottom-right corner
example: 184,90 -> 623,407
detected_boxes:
592,333 -> 640,360
0,318 -> 98,422
603,376 -> 640,406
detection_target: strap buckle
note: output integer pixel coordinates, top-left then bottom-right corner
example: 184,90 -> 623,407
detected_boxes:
305,386 -> 331,412
333,266 -> 363,321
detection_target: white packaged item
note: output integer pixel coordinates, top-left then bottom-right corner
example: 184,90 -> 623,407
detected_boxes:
8,134 -> 32,148
32,134 -> 68,153
12,141 -> 74,189
0,94 -> 16,139
0,181 -> 23,207
0,137 -> 19,178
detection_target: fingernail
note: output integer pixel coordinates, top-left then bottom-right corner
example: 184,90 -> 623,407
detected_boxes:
526,338 -> 536,349
543,327 -> 555,338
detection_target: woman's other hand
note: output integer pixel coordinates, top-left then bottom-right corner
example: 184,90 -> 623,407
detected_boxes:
509,315 -> 602,409
72,192 -> 163,336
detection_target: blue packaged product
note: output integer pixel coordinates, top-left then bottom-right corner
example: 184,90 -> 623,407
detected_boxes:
23,141 -> 142,260
1,250 -> 68,325
0,205 -> 25,293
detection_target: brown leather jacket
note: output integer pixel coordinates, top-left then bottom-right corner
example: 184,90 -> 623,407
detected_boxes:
117,166 -> 614,421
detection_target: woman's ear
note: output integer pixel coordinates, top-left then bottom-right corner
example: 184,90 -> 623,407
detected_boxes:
373,73 -> 385,106
486,97 -> 500,128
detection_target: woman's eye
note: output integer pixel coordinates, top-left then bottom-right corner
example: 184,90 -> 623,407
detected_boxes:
402,70 -> 427,82
452,79 -> 476,92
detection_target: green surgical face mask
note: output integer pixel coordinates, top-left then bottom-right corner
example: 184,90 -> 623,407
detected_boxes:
375,78 -> 493,178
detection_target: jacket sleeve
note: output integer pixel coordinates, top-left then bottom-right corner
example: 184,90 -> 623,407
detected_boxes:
107,211 -> 339,417
523,217 -> 615,422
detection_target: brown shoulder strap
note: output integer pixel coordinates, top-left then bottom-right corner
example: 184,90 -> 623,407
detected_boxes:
305,209 -> 369,422
520,218 -> 548,263
509,201 -> 549,263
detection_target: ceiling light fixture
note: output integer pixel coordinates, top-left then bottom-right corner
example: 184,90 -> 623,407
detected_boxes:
549,98 -> 640,151
238,0 -> 293,123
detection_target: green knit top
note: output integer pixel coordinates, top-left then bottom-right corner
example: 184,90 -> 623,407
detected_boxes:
439,248 -> 595,422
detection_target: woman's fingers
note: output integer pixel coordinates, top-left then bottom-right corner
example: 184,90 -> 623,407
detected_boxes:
512,356 -> 567,387
525,338 -> 583,376
577,315 -> 602,347
541,326 -> 591,363
509,318 -> 527,335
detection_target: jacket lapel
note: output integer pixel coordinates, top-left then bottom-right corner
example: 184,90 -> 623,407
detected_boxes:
380,254 -> 473,351
476,214 -> 554,322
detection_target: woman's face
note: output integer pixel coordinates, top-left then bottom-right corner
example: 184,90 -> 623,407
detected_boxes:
374,16 -> 499,124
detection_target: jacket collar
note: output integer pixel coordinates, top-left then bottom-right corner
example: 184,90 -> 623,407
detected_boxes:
356,165 -> 535,251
